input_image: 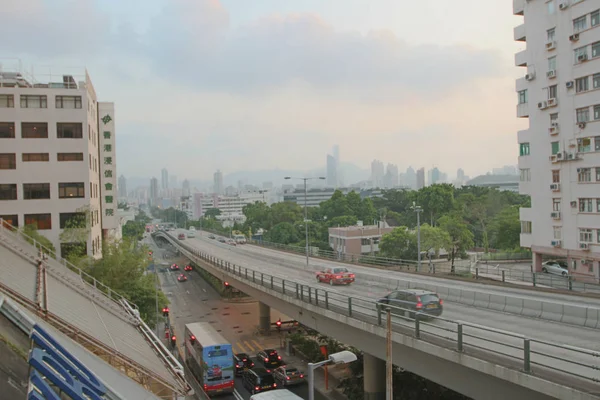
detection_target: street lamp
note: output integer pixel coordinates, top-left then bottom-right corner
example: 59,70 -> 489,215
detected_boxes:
307,350 -> 357,400
284,176 -> 326,268
410,201 -> 423,272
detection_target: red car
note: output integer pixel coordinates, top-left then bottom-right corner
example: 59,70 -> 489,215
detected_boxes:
177,274 -> 188,282
170,264 -> 179,271
316,267 -> 355,285
184,265 -> 193,271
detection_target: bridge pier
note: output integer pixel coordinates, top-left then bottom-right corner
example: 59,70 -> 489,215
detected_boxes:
258,302 -> 270,333
363,353 -> 386,400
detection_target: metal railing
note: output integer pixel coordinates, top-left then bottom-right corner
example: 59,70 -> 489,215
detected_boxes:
157,231 -> 600,394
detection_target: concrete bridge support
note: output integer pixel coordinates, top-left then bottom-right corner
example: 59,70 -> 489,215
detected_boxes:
363,353 -> 386,400
258,302 -> 271,333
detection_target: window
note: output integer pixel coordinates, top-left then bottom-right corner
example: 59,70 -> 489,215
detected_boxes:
596,167 -> 600,181
553,198 -> 561,211
57,123 -> 83,139
578,137 -> 592,152
21,122 -> 48,139
578,168 -> 592,182
0,122 -> 15,138
579,198 -> 594,212
520,142 -> 530,156
574,15 -> 587,32
592,10 -> 600,27
0,94 -> 14,108
548,85 -> 558,99
575,46 -> 588,63
547,28 -> 556,41
577,107 -> 590,122
548,56 -> 557,71
593,41 -> 600,58
518,90 -> 528,104
59,212 -> 86,229
23,183 -> 50,200
520,168 -> 531,182
593,74 -> 600,90
598,199 -> 600,213
20,95 -> 47,108
579,228 -> 593,243
24,213 -> 51,230
551,141 -> 560,154
55,96 -> 82,109
57,152 -> 83,162
595,105 -> 600,120
596,136 -> 600,151
22,153 -> 49,162
0,154 -> 16,169
576,76 -> 589,93
58,182 -> 85,198
0,215 -> 18,228
521,221 -> 532,234
552,170 -> 560,183
0,184 -> 17,200
550,113 -> 559,122
553,226 -> 561,240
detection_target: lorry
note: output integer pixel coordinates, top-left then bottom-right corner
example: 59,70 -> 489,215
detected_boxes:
232,231 -> 247,244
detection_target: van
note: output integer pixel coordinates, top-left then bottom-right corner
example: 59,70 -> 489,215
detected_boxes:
189,226 -> 196,231
249,389 -> 303,400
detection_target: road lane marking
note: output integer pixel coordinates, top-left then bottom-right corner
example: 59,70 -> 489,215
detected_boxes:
251,340 -> 262,350
186,290 -> 190,295
203,288 -> 207,293
235,342 -> 246,353
244,340 -> 254,352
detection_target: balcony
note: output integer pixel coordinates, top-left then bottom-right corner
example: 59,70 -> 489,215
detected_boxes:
513,0 -> 525,15
516,103 -> 529,118
514,24 -> 526,42
515,49 -> 527,67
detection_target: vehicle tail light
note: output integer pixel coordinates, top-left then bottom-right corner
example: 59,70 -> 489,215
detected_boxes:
265,357 -> 269,362
255,386 -> 260,391
236,364 -> 240,368
204,384 -> 208,390
416,302 -> 423,309
300,374 -> 304,378
273,383 -> 277,387
335,275 -> 342,279
286,376 -> 290,380
278,356 -> 281,360
439,299 -> 444,305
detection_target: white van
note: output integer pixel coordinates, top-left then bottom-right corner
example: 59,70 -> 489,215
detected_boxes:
189,226 -> 196,231
249,389 -> 303,400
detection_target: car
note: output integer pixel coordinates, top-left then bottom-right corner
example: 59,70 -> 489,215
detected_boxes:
169,264 -> 180,271
272,366 -> 305,387
209,234 -> 216,239
218,237 -> 226,243
542,261 -> 569,276
241,367 -> 277,395
256,349 -> 283,371
234,353 -> 255,376
316,267 -> 355,285
177,233 -> 186,240
227,239 -> 237,246
184,265 -> 193,272
189,226 -> 196,231
377,289 -> 443,318
177,274 -> 188,282
187,231 -> 196,238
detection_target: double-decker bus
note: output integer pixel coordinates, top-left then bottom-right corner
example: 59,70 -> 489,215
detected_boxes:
184,322 -> 235,396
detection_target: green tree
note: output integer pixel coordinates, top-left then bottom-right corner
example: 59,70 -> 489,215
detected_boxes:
59,206 -> 91,263
117,201 -> 129,210
380,227 -> 417,260
489,206 -> 521,250
122,220 -> 146,241
414,184 -> 455,226
270,202 -> 303,226
242,202 -> 272,232
319,190 -> 351,218
21,225 -> 56,255
265,222 -> 300,244
135,210 -> 151,224
358,197 -> 378,223
438,215 -> 474,273
419,224 -> 451,257
327,215 -> 358,228
204,208 -> 222,219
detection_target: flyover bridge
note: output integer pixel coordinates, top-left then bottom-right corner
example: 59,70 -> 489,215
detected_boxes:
154,230 -> 600,400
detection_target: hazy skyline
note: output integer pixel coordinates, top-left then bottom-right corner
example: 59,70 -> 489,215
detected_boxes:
1,0 -> 526,179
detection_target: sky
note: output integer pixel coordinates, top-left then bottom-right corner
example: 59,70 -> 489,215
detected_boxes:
1,0 -> 527,181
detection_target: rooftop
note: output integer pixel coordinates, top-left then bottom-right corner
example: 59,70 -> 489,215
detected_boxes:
0,59 -> 91,92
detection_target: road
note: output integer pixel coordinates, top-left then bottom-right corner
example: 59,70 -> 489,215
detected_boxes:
147,237 -> 326,400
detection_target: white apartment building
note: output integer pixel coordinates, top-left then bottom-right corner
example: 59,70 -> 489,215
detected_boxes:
515,0 -> 600,282
192,191 -> 270,224
0,67 -> 117,259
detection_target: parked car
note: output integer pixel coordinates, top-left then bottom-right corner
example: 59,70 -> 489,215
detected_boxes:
542,261 -> 569,276
256,349 -> 283,371
316,267 -> 355,285
177,233 -> 186,240
272,366 -> 305,386
169,264 -> 180,271
234,353 -> 255,376
242,367 -> 277,395
184,265 -> 193,272
377,289 -> 443,318
177,274 -> 188,282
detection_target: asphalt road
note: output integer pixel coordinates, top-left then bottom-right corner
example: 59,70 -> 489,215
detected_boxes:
147,237 -> 325,400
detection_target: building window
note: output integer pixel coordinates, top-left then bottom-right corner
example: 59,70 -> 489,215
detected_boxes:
57,123 -> 83,139
551,141 -> 560,155
578,168 -> 592,182
593,41 -> 600,58
596,167 -> 600,181
552,170 -> 560,183
0,153 -> 16,169
24,213 -> 51,230
576,76 -> 589,93
0,94 -> 14,108
577,107 -> 590,123
59,212 -> 86,229
574,15 -> 587,32
520,221 -> 532,234
550,113 -> 559,123
548,85 -> 558,99
21,122 -> 48,139
575,46 -> 589,63
547,28 -> 556,41
548,56 -> 557,71
0,214 -> 18,228
578,137 -> 592,152
55,96 -> 82,109
519,168 -> 531,182
596,136 -> 600,151
0,184 -> 17,200
58,182 -> 85,198
579,198 -> 594,212
0,122 -> 15,138
579,228 -> 593,243
553,226 -> 561,240
518,90 -> 528,104
23,183 -> 50,200
594,105 -> 600,120
552,198 -> 561,211
592,10 -> 600,27
20,95 -> 47,108
520,142 -> 530,156
57,152 -> 84,162
22,153 -> 49,162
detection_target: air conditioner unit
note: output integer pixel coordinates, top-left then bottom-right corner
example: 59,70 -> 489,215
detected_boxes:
578,122 -> 587,129
577,167 -> 582,173
525,73 -> 535,81
547,98 -> 557,106
559,2 -> 569,10
556,152 -> 564,159
551,211 -> 561,219
538,101 -> 548,109
546,41 -> 556,50
551,121 -> 559,128
550,154 -> 558,162
578,53 -> 588,62
550,183 -> 560,191
569,33 -> 580,41
570,200 -> 577,207
566,81 -> 574,89
581,259 -> 588,264
551,240 -> 562,247
549,126 -> 559,135
579,243 -> 589,250
567,152 -> 575,160
547,70 -> 556,78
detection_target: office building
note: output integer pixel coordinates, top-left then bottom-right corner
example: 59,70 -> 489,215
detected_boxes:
370,159 -> 385,188
161,168 -> 168,191
514,0 -> 600,281
384,163 -> 399,188
118,175 -> 127,200
182,179 -> 190,196
149,177 -> 159,207
326,154 -> 338,187
214,169 -> 223,195
0,67 -> 117,258
416,168 -> 426,189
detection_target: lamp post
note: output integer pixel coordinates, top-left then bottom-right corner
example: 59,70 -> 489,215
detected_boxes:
308,350 -> 357,400
284,176 -> 326,268
411,202 -> 423,272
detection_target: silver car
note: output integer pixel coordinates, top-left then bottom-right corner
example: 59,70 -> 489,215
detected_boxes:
541,261 -> 569,276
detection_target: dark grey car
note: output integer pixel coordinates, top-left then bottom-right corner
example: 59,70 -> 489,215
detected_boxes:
377,289 -> 443,318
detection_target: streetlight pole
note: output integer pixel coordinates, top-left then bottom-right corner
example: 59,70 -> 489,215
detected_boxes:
308,350 -> 357,400
411,202 -> 423,272
386,308 -> 393,400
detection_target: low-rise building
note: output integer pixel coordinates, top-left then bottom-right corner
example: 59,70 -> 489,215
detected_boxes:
328,222 -> 393,257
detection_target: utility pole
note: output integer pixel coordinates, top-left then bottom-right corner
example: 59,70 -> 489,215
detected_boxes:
386,308 -> 393,400
411,202 -> 423,272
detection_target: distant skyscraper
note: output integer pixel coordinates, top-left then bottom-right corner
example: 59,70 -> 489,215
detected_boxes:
371,160 -> 385,188
405,167 -> 417,189
457,168 -> 465,181
150,177 -> 159,206
118,175 -> 127,200
182,179 -> 191,196
332,145 -> 340,165
428,167 -> 441,185
170,175 -> 178,188
214,170 -> 224,194
416,168 -> 425,190
384,164 -> 399,188
161,168 -> 169,190
326,154 -> 338,187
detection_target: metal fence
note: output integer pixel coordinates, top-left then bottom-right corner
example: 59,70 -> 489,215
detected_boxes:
478,251 -> 532,261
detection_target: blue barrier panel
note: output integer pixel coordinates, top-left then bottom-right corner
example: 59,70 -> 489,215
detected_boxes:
28,370 -> 61,400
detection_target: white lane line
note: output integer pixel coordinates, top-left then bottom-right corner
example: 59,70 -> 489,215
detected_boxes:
203,288 -> 207,293
186,290 -> 190,295
233,389 -> 244,400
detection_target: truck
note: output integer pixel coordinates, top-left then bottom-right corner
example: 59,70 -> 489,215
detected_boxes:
232,231 -> 247,244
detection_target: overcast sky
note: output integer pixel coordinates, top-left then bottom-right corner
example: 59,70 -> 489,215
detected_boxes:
1,0 -> 527,180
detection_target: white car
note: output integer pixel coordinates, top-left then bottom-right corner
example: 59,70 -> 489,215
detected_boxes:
541,261 -> 569,276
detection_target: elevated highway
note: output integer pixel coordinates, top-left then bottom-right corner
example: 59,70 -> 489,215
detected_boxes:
155,230 -> 600,400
